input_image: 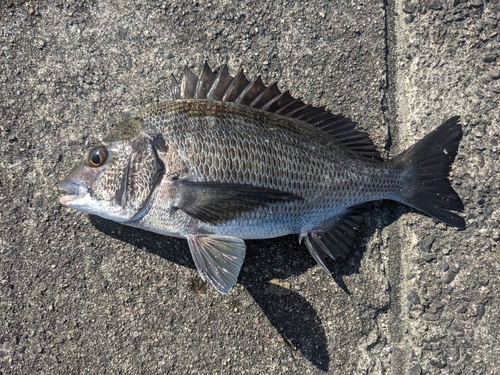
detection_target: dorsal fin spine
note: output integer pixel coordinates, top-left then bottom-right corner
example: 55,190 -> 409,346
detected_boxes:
235,76 -> 258,104
274,98 -> 302,115
207,65 -> 233,100
196,61 -> 215,99
235,75 -> 266,105
286,104 -> 312,118
249,81 -> 279,108
261,90 -> 287,111
170,75 -> 180,100
222,69 -> 249,102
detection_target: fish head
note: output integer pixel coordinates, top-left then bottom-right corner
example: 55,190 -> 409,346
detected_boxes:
59,132 -> 166,223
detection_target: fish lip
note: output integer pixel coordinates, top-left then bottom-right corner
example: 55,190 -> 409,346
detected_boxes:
59,181 -> 89,205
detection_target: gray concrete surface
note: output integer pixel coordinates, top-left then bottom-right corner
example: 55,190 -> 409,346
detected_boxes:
0,0 -> 498,374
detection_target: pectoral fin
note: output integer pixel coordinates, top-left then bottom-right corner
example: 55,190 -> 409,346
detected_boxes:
174,180 -> 302,224
187,234 -> 246,294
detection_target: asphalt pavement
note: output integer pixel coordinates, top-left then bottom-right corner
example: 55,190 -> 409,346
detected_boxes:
1,0 -> 499,374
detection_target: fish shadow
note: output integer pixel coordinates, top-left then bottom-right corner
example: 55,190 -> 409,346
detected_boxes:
89,202 -> 401,372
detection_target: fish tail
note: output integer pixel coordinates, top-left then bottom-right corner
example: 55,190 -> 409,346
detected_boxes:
391,116 -> 465,229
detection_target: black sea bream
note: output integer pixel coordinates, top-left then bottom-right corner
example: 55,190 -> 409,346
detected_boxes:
59,63 -> 465,293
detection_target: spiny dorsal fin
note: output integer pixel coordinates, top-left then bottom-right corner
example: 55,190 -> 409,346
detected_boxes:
170,62 -> 381,160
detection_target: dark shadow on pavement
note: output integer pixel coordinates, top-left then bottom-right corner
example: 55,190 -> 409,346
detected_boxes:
88,201 -> 401,371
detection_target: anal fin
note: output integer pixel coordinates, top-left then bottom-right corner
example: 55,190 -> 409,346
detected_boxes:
187,235 -> 246,294
301,214 -> 365,273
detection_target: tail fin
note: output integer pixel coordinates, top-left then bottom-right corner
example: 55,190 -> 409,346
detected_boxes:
392,116 -> 465,229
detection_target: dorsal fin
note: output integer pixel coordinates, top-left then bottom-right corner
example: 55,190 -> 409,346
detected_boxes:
170,62 -> 381,160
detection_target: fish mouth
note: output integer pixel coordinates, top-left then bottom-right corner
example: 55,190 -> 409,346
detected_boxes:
59,181 -> 90,206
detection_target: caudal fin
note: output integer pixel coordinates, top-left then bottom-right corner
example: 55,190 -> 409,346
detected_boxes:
392,116 -> 465,229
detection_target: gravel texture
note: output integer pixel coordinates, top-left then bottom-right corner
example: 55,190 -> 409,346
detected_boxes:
0,0 -> 499,374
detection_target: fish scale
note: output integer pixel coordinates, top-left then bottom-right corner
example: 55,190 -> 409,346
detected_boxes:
59,63 -> 464,294
131,99 -> 401,245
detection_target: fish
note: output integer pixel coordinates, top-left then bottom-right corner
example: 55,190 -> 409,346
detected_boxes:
59,62 -> 465,294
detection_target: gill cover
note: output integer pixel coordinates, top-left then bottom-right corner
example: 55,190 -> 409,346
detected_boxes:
59,133 -> 165,222
117,135 -> 166,219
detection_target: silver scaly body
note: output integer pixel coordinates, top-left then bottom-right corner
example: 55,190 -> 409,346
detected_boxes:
132,100 -> 401,240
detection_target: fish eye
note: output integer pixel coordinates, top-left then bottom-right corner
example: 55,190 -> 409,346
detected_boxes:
88,147 -> 108,167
